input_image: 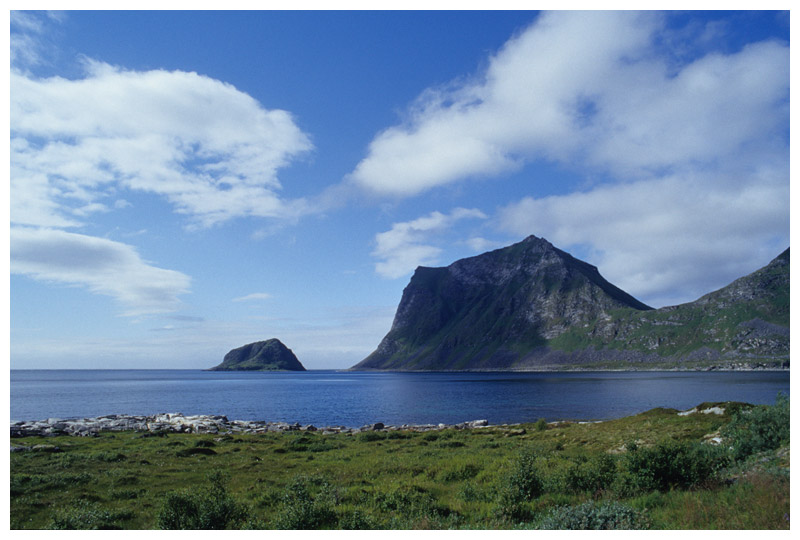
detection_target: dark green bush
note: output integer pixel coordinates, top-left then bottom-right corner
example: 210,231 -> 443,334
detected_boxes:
564,453 -> 617,494
358,431 -> 387,442
624,440 -> 729,492
721,393 -> 789,461
495,449 -> 544,521
193,439 -> 216,448
156,471 -> 248,529
273,476 -> 338,529
534,418 -> 548,431
506,450 -> 544,501
176,447 -> 217,457
537,501 -> 650,530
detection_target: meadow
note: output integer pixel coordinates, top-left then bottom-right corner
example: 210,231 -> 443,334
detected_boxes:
10,395 -> 789,530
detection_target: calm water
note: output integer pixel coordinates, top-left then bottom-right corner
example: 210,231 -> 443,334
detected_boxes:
10,370 -> 789,426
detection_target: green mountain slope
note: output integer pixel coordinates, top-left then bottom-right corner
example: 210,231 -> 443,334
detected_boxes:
549,248 -> 789,369
352,238 -> 788,371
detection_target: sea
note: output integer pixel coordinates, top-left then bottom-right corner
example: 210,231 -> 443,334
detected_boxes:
10,370 -> 789,427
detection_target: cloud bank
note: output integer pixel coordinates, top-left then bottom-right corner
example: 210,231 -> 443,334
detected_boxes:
11,227 -> 191,316
351,11 -> 789,305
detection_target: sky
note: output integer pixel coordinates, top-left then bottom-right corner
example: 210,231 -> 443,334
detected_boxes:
8,9 -> 791,370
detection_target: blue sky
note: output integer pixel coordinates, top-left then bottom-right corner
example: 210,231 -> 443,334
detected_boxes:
9,10 -> 790,369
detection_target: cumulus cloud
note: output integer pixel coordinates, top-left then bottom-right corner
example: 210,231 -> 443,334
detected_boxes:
11,227 -> 191,316
349,11 -> 788,196
10,46 -> 315,315
11,60 -> 313,229
373,208 -> 487,278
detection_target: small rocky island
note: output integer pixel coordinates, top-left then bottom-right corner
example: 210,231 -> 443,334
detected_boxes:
208,339 -> 306,371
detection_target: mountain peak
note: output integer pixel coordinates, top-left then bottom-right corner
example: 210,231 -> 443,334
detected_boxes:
353,236 -> 652,371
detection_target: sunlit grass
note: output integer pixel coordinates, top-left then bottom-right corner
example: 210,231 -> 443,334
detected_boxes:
10,400 -> 789,530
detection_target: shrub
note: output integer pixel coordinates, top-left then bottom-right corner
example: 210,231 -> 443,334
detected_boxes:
495,449 -> 544,522
272,476 -> 338,529
374,485 -> 453,524
48,500 -> 129,530
358,431 -> 387,442
721,393 -> 789,461
624,440 -> 730,493
88,451 -> 126,462
506,450 -> 544,501
175,447 -> 217,457
439,463 -> 481,482
156,471 -> 248,529
564,453 -> 617,494
339,509 -> 378,529
534,418 -> 548,431
537,501 -> 650,530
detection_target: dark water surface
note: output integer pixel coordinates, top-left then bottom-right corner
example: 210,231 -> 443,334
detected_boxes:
10,370 -> 789,426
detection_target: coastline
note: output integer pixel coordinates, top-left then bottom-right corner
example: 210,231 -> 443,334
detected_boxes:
11,413 -> 496,438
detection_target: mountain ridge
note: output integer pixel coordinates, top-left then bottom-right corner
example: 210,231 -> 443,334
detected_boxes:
352,237 -> 788,371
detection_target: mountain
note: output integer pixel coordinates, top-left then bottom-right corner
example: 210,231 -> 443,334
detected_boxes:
352,236 -> 788,371
209,339 -> 306,371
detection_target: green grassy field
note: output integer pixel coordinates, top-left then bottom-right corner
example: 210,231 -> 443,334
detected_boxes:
10,397 -> 789,530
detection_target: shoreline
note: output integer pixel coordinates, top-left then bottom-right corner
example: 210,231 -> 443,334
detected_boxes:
9,402 -> 738,439
10,413 -> 496,438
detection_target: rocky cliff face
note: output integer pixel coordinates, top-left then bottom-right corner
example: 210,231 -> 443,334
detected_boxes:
353,238 -> 789,371
353,235 -> 653,370
209,339 -> 306,371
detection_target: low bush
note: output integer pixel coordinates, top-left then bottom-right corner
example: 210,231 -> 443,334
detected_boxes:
357,431 -> 387,442
537,501 -> 650,530
156,471 -> 248,529
624,440 -> 730,493
564,453 -> 617,494
272,476 -> 338,529
48,500 -> 131,530
721,393 -> 789,461
338,509 -> 378,529
506,450 -> 544,501
495,449 -> 544,521
175,447 -> 217,457
439,463 -> 481,482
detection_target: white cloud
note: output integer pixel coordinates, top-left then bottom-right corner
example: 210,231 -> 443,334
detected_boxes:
11,227 -> 191,316
9,57 -> 315,317
11,60 -> 313,229
348,11 -> 788,196
232,293 -> 273,303
373,208 -> 487,279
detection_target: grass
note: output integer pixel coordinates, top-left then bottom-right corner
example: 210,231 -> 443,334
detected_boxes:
9,398 -> 789,530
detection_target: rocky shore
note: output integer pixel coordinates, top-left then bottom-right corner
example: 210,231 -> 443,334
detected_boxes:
10,413 -> 491,439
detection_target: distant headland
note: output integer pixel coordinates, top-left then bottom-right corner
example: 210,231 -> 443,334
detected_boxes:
208,339 -> 306,372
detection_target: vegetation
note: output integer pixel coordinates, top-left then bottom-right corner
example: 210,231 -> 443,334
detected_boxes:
10,397 -> 789,530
